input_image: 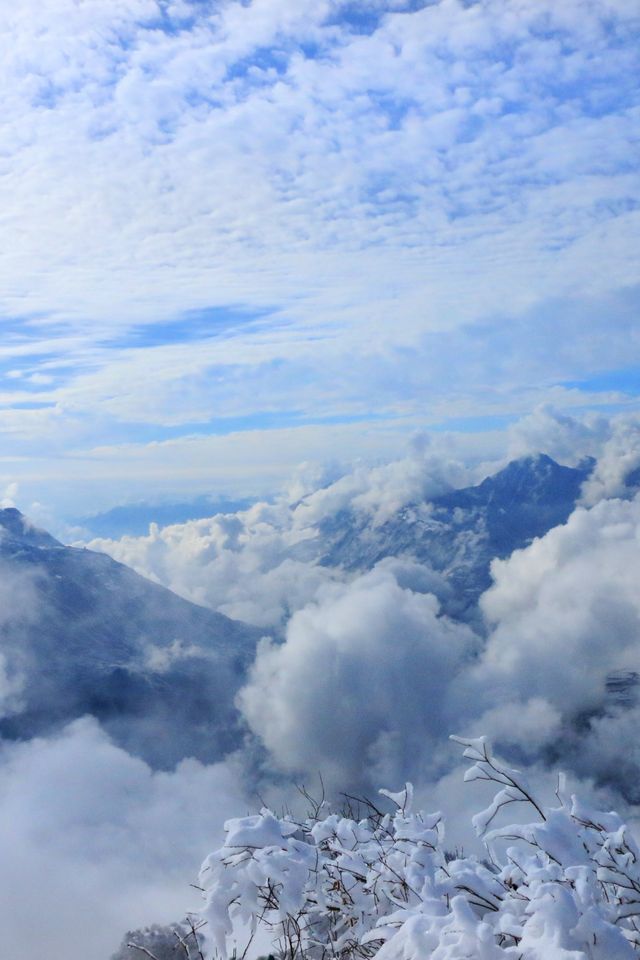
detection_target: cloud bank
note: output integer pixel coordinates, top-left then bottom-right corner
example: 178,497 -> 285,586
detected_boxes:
0,718 -> 247,960
466,491 -> 640,794
87,443 -> 468,627
234,487 -> 640,797
6,411 -> 640,955
89,412 -> 640,806
238,561 -> 476,788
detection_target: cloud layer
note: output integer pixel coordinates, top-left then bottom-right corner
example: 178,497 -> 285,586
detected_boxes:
234,489 -> 640,796
0,1 -> 638,512
238,561 -> 476,787
87,442 -> 468,626
6,413 -> 640,955
0,718 -> 247,960
91,413 -> 640,803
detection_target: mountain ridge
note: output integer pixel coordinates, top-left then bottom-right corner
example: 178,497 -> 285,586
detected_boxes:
0,454 -> 600,767
0,507 -> 264,768
319,454 -> 595,620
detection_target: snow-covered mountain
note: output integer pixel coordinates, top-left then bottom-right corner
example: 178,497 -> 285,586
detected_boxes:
0,508 -> 263,767
319,453 -> 595,622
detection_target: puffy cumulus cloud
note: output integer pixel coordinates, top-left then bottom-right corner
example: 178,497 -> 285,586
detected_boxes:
506,407 -> 640,504
88,500 -> 338,629
0,481 -> 19,508
468,697 -> 563,757
580,415 -> 640,505
566,703 -> 640,805
506,404 -> 610,466
0,716 -> 248,960
88,445 -> 468,627
290,447 -> 469,527
237,562 -> 477,790
476,494 -> 640,710
370,555 -> 452,603
451,493 -> 640,793
0,650 -> 24,720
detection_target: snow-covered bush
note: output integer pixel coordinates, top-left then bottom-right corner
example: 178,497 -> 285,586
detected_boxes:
199,737 -> 640,959
112,920 -> 206,959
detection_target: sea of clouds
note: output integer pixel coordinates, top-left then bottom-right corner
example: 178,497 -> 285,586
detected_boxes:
3,408 -> 640,958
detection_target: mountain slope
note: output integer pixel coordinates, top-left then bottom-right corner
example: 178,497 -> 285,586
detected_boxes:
0,508 -> 263,767
0,456 -> 596,766
319,454 -> 595,620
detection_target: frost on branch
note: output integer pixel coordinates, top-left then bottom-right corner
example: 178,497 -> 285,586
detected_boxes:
199,738 -> 640,959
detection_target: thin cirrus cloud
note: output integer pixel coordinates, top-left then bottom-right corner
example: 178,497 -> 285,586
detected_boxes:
0,0 -> 638,510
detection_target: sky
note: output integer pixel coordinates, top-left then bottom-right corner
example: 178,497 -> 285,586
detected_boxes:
0,0 -> 639,520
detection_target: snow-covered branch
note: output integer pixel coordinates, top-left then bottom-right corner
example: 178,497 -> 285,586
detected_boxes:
199,737 -> 640,959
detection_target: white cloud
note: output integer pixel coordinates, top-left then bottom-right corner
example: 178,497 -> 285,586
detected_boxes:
580,416 -> 640,505
0,481 -> 19,508
0,717 -> 248,960
89,500 -> 337,628
292,446 -> 468,525
442,491 -> 640,799
87,441 -> 467,626
476,494 -> 640,710
0,0 -> 636,481
505,410 -> 640,508
506,404 -> 611,466
0,564 -> 46,718
237,563 -> 476,788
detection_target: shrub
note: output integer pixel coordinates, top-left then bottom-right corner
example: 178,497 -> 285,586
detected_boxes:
199,736 -> 640,959
111,920 -> 205,960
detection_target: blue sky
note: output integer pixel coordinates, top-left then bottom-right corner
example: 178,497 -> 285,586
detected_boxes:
0,0 -> 639,518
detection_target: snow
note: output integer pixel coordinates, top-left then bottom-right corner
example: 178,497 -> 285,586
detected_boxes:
199,737 -> 640,960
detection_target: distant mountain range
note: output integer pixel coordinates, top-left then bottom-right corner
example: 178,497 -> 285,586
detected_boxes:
78,494 -> 254,538
320,454 -> 596,622
0,508 -> 262,767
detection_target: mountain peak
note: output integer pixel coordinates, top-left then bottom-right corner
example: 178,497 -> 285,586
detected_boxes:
320,452 -> 594,621
472,453 -> 594,503
489,452 -> 569,481
0,508 -> 62,550
510,452 -> 557,470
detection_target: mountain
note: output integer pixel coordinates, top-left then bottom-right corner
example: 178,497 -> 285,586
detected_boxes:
319,454 -> 595,622
0,508 -> 263,768
0,457 -> 597,766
